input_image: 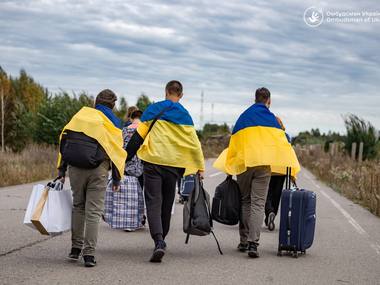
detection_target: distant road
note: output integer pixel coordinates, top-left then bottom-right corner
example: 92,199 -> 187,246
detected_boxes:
1,160 -> 380,285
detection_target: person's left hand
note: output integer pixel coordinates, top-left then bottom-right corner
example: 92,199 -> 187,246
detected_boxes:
198,170 -> 205,180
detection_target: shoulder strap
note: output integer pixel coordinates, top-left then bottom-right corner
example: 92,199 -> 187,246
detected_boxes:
211,231 -> 223,255
200,176 -> 223,255
147,106 -> 171,133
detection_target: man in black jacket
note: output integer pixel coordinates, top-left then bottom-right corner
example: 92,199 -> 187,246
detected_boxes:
58,89 -> 124,267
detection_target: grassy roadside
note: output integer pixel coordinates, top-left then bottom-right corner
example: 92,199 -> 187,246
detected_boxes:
201,135 -> 230,159
0,145 -> 57,187
296,146 -> 380,217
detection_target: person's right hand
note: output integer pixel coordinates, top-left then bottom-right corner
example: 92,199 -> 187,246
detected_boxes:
57,176 -> 65,184
112,183 -> 120,192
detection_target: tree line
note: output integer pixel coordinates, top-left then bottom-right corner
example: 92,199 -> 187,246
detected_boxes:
292,115 -> 380,160
0,67 -> 152,152
1,67 -> 378,161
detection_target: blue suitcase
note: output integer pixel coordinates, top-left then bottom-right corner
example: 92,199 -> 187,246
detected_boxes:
278,168 -> 316,258
179,175 -> 196,203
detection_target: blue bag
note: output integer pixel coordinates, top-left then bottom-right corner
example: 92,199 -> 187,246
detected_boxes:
180,175 -> 196,199
278,168 -> 316,257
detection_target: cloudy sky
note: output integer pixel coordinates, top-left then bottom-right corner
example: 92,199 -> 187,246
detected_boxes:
1,0 -> 379,134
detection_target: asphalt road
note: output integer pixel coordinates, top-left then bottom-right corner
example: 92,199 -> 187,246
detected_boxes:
1,160 -> 380,285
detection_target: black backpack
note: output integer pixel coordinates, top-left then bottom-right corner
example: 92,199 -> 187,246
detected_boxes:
212,175 -> 241,225
183,175 -> 223,254
60,131 -> 106,169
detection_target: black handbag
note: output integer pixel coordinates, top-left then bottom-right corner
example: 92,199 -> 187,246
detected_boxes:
211,175 -> 241,226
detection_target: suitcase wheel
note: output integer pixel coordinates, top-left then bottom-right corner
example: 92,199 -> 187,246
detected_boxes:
277,245 -> 283,257
301,250 -> 306,255
292,251 -> 299,258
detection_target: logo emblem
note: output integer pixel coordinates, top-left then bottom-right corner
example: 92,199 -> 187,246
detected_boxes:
304,6 -> 323,27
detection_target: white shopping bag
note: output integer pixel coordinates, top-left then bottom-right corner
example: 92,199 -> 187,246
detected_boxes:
23,181 -> 72,235
23,184 -> 45,229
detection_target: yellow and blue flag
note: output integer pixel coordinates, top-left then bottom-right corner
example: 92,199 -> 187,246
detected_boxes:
137,100 -> 204,176
213,103 -> 300,177
57,107 -> 127,176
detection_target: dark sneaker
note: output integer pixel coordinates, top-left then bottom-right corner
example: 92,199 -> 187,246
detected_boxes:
248,242 -> 259,258
83,255 -> 97,267
150,240 -> 166,263
67,248 -> 81,261
268,212 -> 276,231
237,243 -> 249,252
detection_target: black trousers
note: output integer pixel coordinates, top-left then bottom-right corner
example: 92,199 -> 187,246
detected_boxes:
265,175 -> 286,217
143,162 -> 184,241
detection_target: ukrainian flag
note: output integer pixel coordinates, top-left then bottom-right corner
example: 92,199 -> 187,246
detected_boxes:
137,100 -> 204,176
213,103 -> 300,177
57,107 -> 127,176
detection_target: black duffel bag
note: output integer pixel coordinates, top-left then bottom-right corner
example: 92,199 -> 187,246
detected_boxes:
60,131 -> 106,169
211,175 -> 241,225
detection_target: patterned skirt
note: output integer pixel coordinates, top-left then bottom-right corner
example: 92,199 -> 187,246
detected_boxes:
104,176 -> 145,230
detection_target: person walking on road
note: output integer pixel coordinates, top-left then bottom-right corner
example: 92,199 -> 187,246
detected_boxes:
213,87 -> 300,258
265,116 -> 287,231
125,80 -> 204,263
57,89 -> 127,267
264,175 -> 286,231
124,106 -> 138,127
104,109 -> 146,231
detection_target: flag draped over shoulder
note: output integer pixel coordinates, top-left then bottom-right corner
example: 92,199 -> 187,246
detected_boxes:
136,100 -> 204,176
57,107 -> 127,176
213,103 -> 300,177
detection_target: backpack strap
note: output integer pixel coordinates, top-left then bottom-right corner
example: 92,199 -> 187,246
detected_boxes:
210,230 -> 223,255
200,178 -> 223,255
147,106 -> 172,133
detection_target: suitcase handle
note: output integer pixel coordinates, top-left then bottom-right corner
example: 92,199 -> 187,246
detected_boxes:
285,167 -> 298,190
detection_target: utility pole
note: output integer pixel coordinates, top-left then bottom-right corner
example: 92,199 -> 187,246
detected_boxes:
211,103 -> 214,123
1,83 -> 4,152
200,90 -> 204,129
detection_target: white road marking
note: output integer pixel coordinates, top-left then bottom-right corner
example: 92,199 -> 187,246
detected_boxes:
370,243 -> 380,256
303,172 -> 312,180
319,190 -> 368,236
209,172 -> 223,178
307,174 -> 380,257
307,175 -> 321,189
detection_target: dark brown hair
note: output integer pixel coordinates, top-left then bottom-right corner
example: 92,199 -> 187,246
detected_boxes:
126,106 -> 138,118
130,110 -> 143,120
165,80 -> 183,97
255,87 -> 271,104
95,89 -> 117,109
